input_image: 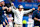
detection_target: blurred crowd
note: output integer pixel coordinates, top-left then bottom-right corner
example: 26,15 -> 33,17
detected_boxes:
4,0 -> 40,3
18,0 -> 40,3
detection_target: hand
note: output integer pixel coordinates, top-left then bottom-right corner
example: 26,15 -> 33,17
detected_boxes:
32,8 -> 35,10
7,23 -> 9,26
3,22 -> 5,26
8,7 -> 11,12
11,3 -> 14,6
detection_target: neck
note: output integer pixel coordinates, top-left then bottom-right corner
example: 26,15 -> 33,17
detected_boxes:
19,9 -> 21,11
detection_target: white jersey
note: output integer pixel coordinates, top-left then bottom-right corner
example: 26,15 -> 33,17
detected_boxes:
11,6 -> 33,24
7,17 -> 13,22
7,17 -> 13,27
27,15 -> 34,27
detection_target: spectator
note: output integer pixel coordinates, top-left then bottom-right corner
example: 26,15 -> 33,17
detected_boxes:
27,0 -> 31,3
22,0 -> 25,2
37,0 -> 40,3
27,14 -> 34,27
18,0 -> 22,2
31,0 -> 34,3
10,0 -> 15,2
7,14 -> 13,27
4,0 -> 10,3
33,0 -> 38,3
24,0 -> 27,2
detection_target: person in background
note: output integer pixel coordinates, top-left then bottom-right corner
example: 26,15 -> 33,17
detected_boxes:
7,14 -> 13,27
32,4 -> 40,27
37,0 -> 40,3
27,0 -> 31,3
33,0 -> 38,3
4,11 -> 9,27
31,0 -> 34,3
27,14 -> 34,27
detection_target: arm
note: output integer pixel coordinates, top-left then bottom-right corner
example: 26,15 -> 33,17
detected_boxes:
34,17 -> 39,21
11,6 -> 17,13
2,7 -> 8,10
23,9 -> 33,14
5,19 -> 8,23
11,3 -> 17,13
5,18 -> 9,25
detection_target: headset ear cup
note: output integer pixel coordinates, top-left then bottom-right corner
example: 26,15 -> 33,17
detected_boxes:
38,4 -> 40,7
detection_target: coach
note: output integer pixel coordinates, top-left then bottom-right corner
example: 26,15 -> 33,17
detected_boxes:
32,4 -> 40,27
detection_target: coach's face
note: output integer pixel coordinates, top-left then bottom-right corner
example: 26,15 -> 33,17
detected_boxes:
19,8 -> 22,11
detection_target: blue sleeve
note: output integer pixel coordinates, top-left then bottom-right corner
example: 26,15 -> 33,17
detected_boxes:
6,17 -> 9,24
4,16 -> 9,24
32,11 -> 36,19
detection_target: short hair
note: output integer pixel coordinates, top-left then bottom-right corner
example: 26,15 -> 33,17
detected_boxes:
38,4 -> 40,7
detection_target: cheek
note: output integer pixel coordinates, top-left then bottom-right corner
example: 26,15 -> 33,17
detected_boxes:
2,2 -> 4,4
20,9 -> 22,10
39,8 -> 40,9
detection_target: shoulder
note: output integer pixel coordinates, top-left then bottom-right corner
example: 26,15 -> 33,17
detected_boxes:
33,10 -> 38,14
33,10 -> 38,12
35,10 -> 38,12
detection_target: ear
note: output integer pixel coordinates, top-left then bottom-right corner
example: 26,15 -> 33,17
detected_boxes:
22,9 -> 24,11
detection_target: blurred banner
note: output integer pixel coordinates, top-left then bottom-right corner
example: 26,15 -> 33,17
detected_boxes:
5,0 -> 40,9
13,2 -> 39,9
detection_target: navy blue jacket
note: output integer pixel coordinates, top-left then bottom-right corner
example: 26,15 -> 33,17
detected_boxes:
32,10 -> 40,26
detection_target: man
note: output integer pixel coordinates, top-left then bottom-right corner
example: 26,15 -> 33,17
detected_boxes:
7,14 -> 13,27
10,3 -> 35,27
32,4 -> 40,27
0,0 -> 9,27
4,11 -> 9,27
27,14 -> 34,27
